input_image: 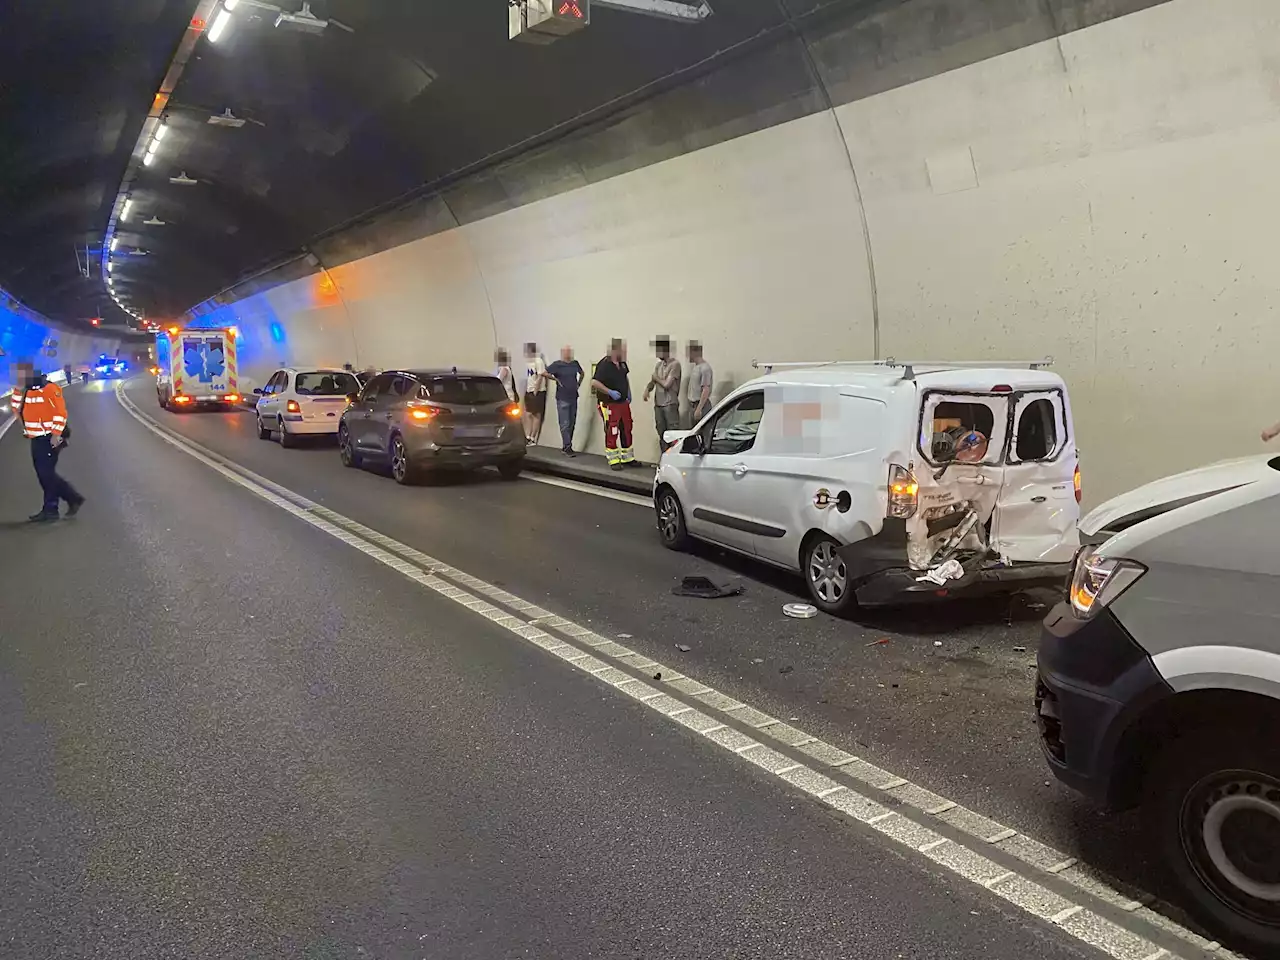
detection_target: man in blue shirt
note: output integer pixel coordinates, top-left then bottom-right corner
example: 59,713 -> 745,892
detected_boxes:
546,346 -> 585,456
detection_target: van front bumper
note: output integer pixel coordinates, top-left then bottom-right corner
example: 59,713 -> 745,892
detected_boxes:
1036,603 -> 1171,809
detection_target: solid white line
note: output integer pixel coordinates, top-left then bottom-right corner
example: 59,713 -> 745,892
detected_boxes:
110,381 -> 1205,960
1051,905 -> 1085,924
525,472 -> 652,507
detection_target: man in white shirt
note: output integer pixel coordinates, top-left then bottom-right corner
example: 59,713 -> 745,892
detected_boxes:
685,341 -> 713,429
523,342 -> 550,445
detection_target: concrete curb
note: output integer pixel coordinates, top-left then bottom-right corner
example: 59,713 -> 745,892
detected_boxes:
522,450 -> 654,497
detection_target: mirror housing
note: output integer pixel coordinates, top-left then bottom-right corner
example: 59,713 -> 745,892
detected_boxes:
252,387 -> 264,395
683,433 -> 707,456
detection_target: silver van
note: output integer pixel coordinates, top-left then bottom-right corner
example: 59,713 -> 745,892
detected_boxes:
1037,454 -> 1280,954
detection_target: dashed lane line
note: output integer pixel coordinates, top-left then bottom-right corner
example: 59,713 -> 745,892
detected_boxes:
114,381 -> 1242,960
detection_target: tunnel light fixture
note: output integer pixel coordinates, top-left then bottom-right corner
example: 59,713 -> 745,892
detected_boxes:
110,237 -> 118,252
208,7 -> 232,42
143,151 -> 155,167
154,121 -> 168,142
107,262 -> 115,273
224,0 -> 240,9
146,138 -> 160,157
121,198 -> 133,221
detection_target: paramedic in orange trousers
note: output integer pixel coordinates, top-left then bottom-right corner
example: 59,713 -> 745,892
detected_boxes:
11,361 -> 84,522
590,339 -> 636,471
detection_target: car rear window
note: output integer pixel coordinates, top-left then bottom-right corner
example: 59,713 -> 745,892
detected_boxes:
295,372 -> 359,396
422,376 -> 508,405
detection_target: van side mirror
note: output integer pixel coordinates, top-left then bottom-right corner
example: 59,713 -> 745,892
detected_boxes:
683,434 -> 706,456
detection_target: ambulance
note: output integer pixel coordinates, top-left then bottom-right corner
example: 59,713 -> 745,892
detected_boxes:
155,326 -> 241,411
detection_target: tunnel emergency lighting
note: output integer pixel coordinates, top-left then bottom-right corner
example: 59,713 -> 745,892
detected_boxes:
121,198 -> 133,220
208,8 -> 232,42
110,237 -> 118,252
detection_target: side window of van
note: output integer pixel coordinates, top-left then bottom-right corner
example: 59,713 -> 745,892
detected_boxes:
1015,398 -> 1059,461
706,392 -> 765,455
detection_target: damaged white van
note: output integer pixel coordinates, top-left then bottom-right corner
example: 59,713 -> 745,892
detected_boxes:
653,359 -> 1081,615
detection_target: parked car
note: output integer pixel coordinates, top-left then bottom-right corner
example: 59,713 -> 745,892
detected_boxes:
653,359 -> 1081,614
1038,454 -> 1280,956
338,368 -> 525,484
255,367 -> 361,447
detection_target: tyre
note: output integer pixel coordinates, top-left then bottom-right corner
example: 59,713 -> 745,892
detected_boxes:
497,458 -> 523,482
157,391 -> 165,409
257,415 -> 271,440
339,423 -> 362,468
801,534 -> 857,617
655,487 -> 689,551
389,434 -> 415,485
1146,731 -> 1280,956
277,417 -> 295,449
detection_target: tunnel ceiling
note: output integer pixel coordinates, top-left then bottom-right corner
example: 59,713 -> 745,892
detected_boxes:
0,0 -> 800,332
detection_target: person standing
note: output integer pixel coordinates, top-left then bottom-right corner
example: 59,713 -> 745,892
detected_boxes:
643,337 -> 682,445
523,342 -> 550,445
546,345 -> 584,457
686,341 -> 714,428
590,339 -> 635,470
495,348 -> 518,403
11,361 -> 84,522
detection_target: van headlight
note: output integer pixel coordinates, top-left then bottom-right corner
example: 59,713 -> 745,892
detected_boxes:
1069,546 -> 1146,620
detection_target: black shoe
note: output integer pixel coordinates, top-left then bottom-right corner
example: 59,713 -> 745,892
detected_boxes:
610,463 -> 623,471
66,497 -> 85,517
28,511 -> 59,523
562,448 -> 576,458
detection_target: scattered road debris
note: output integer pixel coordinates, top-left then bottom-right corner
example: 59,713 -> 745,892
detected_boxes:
933,641 -> 943,647
672,575 -> 743,599
866,637 -> 891,647
751,658 -> 764,664
783,603 -> 817,619
779,665 -> 794,675
1013,645 -> 1027,653
916,558 -> 965,586
676,644 -> 692,653
617,633 -> 632,639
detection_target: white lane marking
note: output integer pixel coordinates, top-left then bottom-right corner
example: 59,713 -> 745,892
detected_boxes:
524,472 -> 652,507
0,414 -> 14,443
115,382 -> 1207,960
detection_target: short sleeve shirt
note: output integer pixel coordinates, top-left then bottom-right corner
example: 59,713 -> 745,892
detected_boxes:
687,360 -> 713,405
525,355 -> 548,395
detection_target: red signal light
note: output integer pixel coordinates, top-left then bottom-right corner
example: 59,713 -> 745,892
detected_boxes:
558,1 -> 584,18
90,317 -> 100,326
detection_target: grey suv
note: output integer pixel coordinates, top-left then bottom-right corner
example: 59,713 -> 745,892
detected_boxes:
338,369 -> 526,484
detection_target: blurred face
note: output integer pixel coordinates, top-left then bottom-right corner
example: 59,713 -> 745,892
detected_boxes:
656,341 -> 670,360
560,346 -> 573,362
13,363 -> 34,387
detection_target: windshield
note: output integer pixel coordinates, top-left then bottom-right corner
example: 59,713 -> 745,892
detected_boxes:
295,372 -> 360,396
423,376 -> 508,405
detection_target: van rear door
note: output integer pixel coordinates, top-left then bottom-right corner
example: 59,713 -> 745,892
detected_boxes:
997,390 -> 1078,563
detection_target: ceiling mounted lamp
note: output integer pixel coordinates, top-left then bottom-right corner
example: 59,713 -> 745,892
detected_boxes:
143,152 -> 156,167
208,7 -> 233,43
207,108 -> 246,128
121,198 -> 133,221
143,216 -> 167,226
110,237 -> 119,252
170,171 -> 198,186
154,120 -> 168,142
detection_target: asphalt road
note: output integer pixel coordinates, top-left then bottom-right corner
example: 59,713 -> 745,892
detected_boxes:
0,380 -> 1149,958
114,381 -> 1158,888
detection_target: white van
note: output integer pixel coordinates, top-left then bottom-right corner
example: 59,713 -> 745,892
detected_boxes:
653,360 -> 1081,614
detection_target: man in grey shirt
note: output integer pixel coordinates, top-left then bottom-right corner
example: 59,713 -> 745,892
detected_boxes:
686,341 -> 713,429
643,337 -> 682,443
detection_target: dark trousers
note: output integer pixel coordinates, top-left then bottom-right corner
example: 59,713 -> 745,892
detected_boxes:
31,436 -> 81,514
556,397 -> 578,451
655,403 -> 680,442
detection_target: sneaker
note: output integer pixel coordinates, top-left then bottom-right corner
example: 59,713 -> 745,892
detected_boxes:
66,497 -> 85,517
610,463 -> 623,471
28,511 -> 59,523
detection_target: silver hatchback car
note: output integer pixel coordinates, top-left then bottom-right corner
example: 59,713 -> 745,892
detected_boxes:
338,369 -> 526,484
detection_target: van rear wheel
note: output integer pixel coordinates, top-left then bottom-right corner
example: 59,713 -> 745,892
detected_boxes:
802,535 -> 856,617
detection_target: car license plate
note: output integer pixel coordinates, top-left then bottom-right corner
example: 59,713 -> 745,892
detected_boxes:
454,426 -> 492,439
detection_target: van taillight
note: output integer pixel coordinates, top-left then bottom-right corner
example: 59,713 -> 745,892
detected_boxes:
1074,463 -> 1082,504
888,465 -> 919,519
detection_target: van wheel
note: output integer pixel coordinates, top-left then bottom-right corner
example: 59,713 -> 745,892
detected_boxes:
802,534 -> 856,617
656,487 -> 689,551
1146,732 -> 1280,956
257,415 -> 271,440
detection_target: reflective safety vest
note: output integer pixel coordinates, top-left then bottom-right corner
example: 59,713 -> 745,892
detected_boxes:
10,381 -> 68,439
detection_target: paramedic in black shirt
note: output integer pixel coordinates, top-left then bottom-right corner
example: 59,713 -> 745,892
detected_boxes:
590,339 -> 635,470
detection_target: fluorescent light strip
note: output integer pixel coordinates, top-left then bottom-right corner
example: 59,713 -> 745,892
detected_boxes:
143,152 -> 155,166
208,8 -> 232,42
154,123 -> 167,142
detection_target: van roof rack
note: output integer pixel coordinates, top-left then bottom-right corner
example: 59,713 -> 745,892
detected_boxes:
749,357 -> 1054,380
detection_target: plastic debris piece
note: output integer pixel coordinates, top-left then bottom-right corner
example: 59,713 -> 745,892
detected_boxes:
1013,646 -> 1027,653
783,603 -> 817,619
676,644 -> 692,653
618,633 -> 632,639
672,575 -> 743,599
779,665 -> 794,675
933,641 -> 943,647
751,658 -> 764,664
916,558 -> 965,586
866,637 -> 890,647
653,672 -> 662,680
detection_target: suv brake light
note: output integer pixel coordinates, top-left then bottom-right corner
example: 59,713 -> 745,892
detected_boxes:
887,464 -> 919,518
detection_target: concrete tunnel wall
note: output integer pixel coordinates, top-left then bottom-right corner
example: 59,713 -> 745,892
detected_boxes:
0,299 -> 122,397
190,0 -> 1280,504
